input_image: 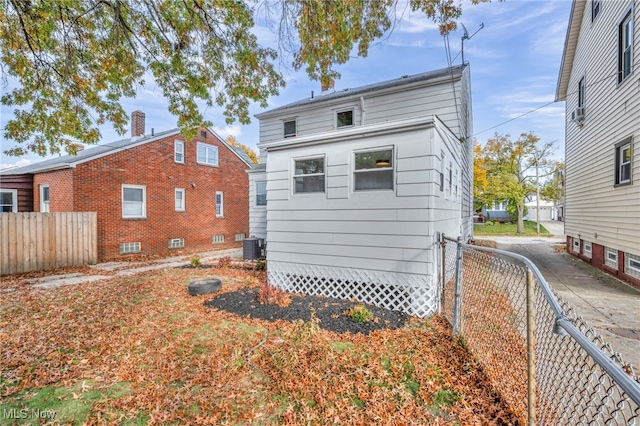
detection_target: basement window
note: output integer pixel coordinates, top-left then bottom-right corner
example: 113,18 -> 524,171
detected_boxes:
120,242 -> 141,254
212,235 -> 225,244
168,238 -> 185,249
626,253 -> 640,279
235,233 -> 245,242
573,239 -> 580,253
605,248 -> 618,269
583,242 -> 592,258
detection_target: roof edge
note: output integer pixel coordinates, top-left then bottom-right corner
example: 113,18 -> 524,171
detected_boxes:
556,0 -> 584,101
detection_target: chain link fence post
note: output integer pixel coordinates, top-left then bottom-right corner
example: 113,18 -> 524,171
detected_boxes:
526,268 -> 537,425
452,236 -> 463,335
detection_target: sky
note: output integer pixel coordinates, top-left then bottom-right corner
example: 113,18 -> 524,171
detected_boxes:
0,0 -> 572,170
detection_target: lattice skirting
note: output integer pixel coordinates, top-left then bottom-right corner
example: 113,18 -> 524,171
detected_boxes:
267,261 -> 437,317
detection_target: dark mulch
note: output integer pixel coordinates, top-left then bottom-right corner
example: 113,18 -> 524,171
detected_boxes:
205,287 -> 408,335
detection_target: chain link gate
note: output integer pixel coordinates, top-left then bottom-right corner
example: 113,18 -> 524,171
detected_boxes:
440,235 -> 640,425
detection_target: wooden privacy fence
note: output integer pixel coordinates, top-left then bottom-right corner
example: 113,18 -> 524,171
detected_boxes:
0,212 -> 98,275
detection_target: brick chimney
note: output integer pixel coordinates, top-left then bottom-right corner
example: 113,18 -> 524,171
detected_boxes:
131,110 -> 145,137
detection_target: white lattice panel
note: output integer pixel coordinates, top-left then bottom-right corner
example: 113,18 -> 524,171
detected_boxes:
267,261 -> 437,317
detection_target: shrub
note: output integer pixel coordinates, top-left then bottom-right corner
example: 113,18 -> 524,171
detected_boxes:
257,281 -> 291,307
190,255 -> 201,267
255,259 -> 266,271
217,256 -> 232,268
346,304 -> 374,323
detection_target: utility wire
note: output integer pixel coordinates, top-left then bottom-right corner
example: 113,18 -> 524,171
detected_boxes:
472,57 -> 640,139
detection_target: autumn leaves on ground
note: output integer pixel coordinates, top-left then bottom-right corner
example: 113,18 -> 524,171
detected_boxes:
0,265 -> 518,425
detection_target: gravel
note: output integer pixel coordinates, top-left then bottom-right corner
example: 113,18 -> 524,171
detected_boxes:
205,287 -> 408,335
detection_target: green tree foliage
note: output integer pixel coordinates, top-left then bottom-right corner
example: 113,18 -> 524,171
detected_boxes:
1,0 -> 488,157
540,161 -> 565,203
476,132 -> 555,234
226,135 -> 258,165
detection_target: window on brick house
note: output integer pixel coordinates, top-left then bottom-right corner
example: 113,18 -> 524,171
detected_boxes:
197,142 -> 218,166
40,184 -> 50,212
122,185 -> 146,218
174,140 -> 185,163
175,188 -> 185,211
0,189 -> 17,212
215,191 -> 224,218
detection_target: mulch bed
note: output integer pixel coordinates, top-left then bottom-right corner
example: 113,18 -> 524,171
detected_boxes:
205,287 -> 408,335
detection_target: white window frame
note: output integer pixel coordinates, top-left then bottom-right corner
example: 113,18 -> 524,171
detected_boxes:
120,242 -> 141,254
583,242 -> 592,258
168,238 -> 185,249
215,191 -> 224,218
605,248 -> 618,269
353,147 -> 394,192
256,181 -> 267,206
615,138 -> 632,186
0,189 -> 17,213
336,108 -> 355,129
39,184 -> 50,212
197,142 -> 219,167
618,10 -> 633,83
627,254 -> 640,278
122,185 -> 146,219
283,119 -> 297,138
212,234 -> 225,244
174,140 -> 185,164
175,188 -> 185,211
573,239 -> 580,253
577,76 -> 585,109
293,156 -> 326,194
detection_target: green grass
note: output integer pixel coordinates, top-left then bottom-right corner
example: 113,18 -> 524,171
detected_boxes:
473,220 -> 551,237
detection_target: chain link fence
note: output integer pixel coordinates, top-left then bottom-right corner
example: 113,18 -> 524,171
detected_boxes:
440,235 -> 640,425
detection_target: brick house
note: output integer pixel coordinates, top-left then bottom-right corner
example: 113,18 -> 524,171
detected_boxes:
0,111 -> 252,260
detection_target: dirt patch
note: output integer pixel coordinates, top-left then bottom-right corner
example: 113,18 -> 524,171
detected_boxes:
206,287 -> 407,335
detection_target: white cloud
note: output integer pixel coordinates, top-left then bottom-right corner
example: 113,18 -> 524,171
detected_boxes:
0,158 -> 31,170
212,124 -> 242,139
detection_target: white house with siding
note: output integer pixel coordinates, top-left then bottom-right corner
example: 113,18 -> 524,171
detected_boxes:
248,65 -> 473,316
556,0 -> 640,287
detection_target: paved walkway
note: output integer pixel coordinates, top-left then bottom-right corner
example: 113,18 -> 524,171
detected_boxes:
15,248 -> 243,290
485,220 -> 640,372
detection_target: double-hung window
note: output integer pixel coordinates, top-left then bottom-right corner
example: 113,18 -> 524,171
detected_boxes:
293,157 -> 325,193
619,11 -> 633,83
256,181 -> 267,206
40,184 -> 50,212
174,140 -> 185,163
353,148 -> 394,191
175,188 -> 185,211
122,185 -> 146,218
615,138 -> 632,186
197,142 -> 219,166
0,189 -> 17,212
215,191 -> 224,218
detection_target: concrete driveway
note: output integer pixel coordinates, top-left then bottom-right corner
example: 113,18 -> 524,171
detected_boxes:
483,220 -> 640,372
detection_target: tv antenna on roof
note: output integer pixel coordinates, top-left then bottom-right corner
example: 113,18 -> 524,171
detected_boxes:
461,22 -> 484,65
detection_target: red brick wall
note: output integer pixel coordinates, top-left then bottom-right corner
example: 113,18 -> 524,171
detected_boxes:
33,169 -> 74,211
61,131 -> 248,260
568,239 -> 640,290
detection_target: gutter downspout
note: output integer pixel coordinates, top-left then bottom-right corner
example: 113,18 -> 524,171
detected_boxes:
360,96 -> 366,125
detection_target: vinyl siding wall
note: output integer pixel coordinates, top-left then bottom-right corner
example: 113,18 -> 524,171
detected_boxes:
564,0 -> 640,256
264,118 -> 464,278
248,169 -> 267,239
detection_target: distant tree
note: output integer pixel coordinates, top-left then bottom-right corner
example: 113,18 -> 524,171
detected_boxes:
540,161 -> 565,203
478,132 -> 555,234
1,0 -> 489,157
226,136 -> 258,165
472,141 -> 488,212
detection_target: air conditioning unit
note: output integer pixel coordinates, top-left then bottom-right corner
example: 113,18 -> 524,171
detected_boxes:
571,107 -> 585,122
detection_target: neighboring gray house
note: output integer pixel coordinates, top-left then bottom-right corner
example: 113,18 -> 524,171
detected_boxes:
248,65 -> 473,316
556,0 -> 640,287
